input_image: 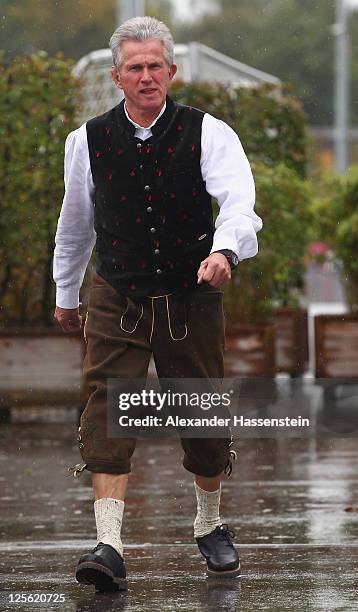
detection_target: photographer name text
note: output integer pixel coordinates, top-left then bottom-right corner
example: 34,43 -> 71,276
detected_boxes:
117,415 -> 310,428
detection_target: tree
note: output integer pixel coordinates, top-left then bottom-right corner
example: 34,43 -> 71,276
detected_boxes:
0,0 -> 176,63
2,1 -> 357,126
177,0 -> 358,126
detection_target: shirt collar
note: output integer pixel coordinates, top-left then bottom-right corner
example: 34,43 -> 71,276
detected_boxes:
124,100 -> 167,130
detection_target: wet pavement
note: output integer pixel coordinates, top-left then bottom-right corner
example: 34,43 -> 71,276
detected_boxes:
0,411 -> 358,611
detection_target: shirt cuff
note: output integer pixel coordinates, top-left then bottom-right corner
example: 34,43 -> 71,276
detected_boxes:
56,286 -> 80,309
210,237 -> 258,260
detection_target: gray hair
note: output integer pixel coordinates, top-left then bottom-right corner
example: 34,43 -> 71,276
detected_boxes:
109,16 -> 174,70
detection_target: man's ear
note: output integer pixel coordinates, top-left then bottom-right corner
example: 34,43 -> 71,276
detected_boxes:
111,66 -> 122,89
169,64 -> 177,81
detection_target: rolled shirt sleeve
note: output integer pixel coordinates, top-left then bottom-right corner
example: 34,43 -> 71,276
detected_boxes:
201,113 -> 262,259
53,123 -> 96,309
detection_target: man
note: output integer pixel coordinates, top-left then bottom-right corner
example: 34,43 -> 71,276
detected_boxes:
53,16 -> 262,592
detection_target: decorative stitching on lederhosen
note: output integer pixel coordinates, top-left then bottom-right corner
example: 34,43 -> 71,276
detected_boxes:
120,297 -> 144,333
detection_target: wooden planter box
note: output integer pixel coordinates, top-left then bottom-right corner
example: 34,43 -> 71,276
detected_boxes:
224,324 -> 277,410
314,314 -> 358,379
0,327 -> 86,416
224,324 -> 276,377
270,307 -> 309,376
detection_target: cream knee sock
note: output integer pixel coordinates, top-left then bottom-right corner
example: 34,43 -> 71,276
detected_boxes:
193,482 -> 222,538
94,497 -> 124,558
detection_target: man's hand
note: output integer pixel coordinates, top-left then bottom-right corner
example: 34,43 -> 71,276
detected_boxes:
54,305 -> 82,333
197,253 -> 231,288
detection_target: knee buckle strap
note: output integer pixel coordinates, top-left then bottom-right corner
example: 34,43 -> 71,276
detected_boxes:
224,450 -> 237,477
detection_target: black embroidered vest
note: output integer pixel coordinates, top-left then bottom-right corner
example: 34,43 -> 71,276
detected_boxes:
86,95 -> 214,298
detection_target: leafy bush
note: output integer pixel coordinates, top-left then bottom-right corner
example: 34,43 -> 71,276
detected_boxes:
311,167 -> 358,312
0,51 -> 78,325
170,80 -> 307,177
224,163 -> 313,325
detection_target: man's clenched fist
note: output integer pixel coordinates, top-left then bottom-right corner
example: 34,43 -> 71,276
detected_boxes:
197,252 -> 231,288
54,305 -> 82,333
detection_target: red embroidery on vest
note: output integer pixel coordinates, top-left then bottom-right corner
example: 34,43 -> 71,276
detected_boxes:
95,151 -> 102,158
167,147 -> 174,154
190,144 -> 196,152
129,169 -> 136,177
107,172 -> 113,181
120,195 -> 127,204
111,239 -> 118,247
117,148 -> 124,156
105,127 -> 111,136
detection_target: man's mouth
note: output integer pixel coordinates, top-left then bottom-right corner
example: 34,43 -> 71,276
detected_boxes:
140,88 -> 157,95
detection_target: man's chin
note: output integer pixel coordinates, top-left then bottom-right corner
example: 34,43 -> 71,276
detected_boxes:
140,92 -> 162,104
140,95 -> 165,110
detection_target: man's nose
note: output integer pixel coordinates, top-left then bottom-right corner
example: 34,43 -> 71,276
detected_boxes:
140,67 -> 152,82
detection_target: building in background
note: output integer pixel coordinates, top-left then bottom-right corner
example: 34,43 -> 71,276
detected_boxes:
173,0 -> 219,22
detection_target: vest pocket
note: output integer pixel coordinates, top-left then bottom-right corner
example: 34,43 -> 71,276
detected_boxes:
183,232 -> 213,255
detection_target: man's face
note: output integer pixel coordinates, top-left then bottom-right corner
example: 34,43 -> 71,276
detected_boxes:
111,39 -> 177,116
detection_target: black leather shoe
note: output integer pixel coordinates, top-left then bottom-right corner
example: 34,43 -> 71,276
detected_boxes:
75,543 -> 128,591
195,524 -> 240,577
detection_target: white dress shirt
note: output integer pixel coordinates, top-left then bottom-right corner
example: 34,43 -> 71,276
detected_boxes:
53,103 -> 262,308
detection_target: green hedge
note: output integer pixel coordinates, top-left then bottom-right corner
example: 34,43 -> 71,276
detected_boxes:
0,57 -> 309,325
310,167 -> 358,312
0,52 -> 78,325
170,80 -> 307,177
224,162 -> 313,325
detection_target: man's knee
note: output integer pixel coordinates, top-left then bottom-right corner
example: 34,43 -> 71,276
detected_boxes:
77,411 -> 137,475
181,437 -> 235,478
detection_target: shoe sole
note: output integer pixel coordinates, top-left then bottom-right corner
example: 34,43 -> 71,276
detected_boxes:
206,562 -> 241,578
76,561 -> 128,592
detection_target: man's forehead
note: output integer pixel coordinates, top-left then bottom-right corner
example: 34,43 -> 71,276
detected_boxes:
121,39 -> 166,63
